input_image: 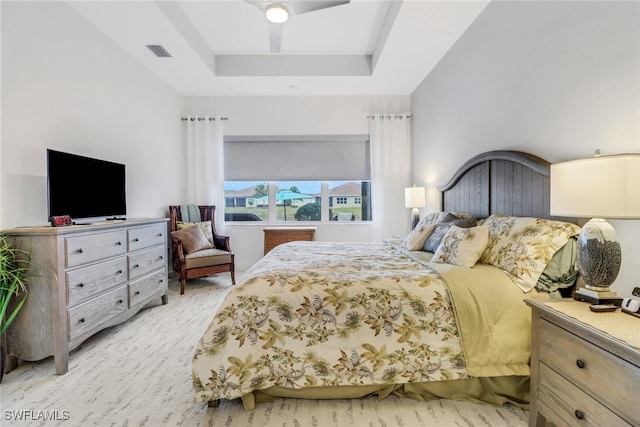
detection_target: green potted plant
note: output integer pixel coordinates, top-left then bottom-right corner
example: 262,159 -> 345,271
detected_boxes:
0,233 -> 29,382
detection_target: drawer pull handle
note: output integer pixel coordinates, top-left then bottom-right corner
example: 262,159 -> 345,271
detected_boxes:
116,241 -> 122,246
117,270 -> 123,275
117,299 -> 123,304
574,410 -> 584,420
133,238 -> 139,242
135,291 -> 140,295
133,264 -> 139,268
77,248 -> 84,254
157,233 -> 163,237
158,255 -> 164,260
576,359 -> 586,369
78,283 -> 84,288
79,318 -> 85,323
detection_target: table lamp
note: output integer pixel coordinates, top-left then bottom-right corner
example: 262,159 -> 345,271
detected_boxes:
405,186 -> 426,230
550,152 -> 640,300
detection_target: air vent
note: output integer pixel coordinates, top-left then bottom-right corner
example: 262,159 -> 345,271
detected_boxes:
146,45 -> 172,58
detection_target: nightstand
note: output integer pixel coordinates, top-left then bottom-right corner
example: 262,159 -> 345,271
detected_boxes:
526,299 -> 640,426
263,227 -> 316,255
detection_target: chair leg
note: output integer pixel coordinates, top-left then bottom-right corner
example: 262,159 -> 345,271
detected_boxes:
180,275 -> 186,295
230,268 -> 235,285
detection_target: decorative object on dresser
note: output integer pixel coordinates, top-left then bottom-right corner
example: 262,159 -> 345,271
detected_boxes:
2,219 -> 169,375
263,227 -> 316,255
404,185 -> 425,230
526,299 -> 640,426
168,205 -> 235,295
550,151 -> 640,302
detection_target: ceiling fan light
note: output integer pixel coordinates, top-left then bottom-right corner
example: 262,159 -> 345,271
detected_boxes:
266,3 -> 288,24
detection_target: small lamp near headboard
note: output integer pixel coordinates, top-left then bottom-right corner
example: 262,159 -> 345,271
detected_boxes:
405,185 -> 425,230
550,152 -> 640,298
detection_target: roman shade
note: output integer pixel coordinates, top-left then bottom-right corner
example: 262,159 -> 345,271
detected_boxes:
224,135 -> 370,181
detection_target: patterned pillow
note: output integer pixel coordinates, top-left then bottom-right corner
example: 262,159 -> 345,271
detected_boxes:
177,221 -> 214,245
423,214 -> 476,253
479,215 -> 581,292
171,225 -> 212,253
402,223 -> 436,251
432,225 -> 489,268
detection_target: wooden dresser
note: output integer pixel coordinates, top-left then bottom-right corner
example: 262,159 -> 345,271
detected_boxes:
526,299 -> 640,426
3,219 -> 169,375
263,227 -> 316,255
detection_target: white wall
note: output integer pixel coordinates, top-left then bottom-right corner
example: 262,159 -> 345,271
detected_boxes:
183,95 -> 410,271
1,1 -> 184,229
411,1 -> 640,297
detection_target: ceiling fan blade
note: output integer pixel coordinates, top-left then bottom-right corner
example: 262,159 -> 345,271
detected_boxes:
242,0 -> 267,12
291,0 -> 350,15
268,22 -> 284,53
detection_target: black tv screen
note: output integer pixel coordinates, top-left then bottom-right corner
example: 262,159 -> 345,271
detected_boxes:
47,149 -> 126,220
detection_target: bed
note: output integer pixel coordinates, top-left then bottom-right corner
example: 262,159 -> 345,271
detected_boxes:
192,150 -> 581,411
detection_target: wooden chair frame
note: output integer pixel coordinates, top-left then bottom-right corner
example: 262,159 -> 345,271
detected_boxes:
168,205 -> 235,294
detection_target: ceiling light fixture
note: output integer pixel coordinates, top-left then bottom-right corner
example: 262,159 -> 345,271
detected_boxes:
266,3 -> 288,24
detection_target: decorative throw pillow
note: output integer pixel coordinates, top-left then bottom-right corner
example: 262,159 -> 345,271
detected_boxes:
171,225 -> 212,254
432,225 -> 490,268
177,221 -> 214,245
479,215 -> 581,292
423,214 -> 477,252
415,211 -> 444,228
402,223 -> 436,251
537,237 -> 579,293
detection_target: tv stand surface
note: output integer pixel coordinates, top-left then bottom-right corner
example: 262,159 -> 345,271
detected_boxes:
2,218 -> 169,375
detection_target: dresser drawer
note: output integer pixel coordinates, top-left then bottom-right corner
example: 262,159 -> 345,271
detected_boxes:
128,223 -> 166,251
130,270 -> 167,306
538,363 -> 628,427
539,318 -> 640,419
67,256 -> 128,306
66,230 -> 127,267
128,246 -> 166,280
68,284 -> 128,342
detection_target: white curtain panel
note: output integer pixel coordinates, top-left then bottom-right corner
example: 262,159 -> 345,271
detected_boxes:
184,116 -> 226,233
369,113 -> 413,240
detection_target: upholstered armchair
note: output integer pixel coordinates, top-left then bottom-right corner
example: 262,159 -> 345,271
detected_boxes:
168,205 -> 235,294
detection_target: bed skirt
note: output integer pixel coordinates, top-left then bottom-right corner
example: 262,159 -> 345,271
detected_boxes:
238,376 -> 530,411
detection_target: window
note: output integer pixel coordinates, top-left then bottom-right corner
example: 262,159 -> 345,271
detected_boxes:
223,181 -> 268,221
224,136 -> 371,222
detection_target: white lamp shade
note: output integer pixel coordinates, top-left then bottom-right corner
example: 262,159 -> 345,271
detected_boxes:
550,154 -> 640,218
405,186 -> 426,209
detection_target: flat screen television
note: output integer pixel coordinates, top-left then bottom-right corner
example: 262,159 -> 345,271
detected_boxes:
47,149 -> 126,221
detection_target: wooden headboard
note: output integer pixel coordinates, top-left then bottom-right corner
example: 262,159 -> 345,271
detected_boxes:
438,150 -> 577,223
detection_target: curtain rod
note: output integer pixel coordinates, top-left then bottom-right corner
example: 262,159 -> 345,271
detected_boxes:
181,116 -> 228,121
367,114 -> 413,120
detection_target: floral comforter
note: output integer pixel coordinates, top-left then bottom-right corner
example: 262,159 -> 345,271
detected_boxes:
192,241 -> 529,404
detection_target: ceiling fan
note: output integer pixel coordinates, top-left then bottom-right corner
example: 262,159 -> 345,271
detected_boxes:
243,0 -> 351,53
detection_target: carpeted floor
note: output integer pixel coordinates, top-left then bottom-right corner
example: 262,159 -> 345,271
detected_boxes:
0,273 -> 529,426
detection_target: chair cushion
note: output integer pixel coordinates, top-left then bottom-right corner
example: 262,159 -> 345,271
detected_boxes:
171,225 -> 212,254
185,248 -> 232,269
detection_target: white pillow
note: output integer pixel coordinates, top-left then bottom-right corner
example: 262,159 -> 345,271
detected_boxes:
402,223 -> 436,251
432,225 -> 489,268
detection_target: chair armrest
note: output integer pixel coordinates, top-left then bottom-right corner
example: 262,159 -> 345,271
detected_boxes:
212,233 -> 232,252
171,236 -> 186,262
